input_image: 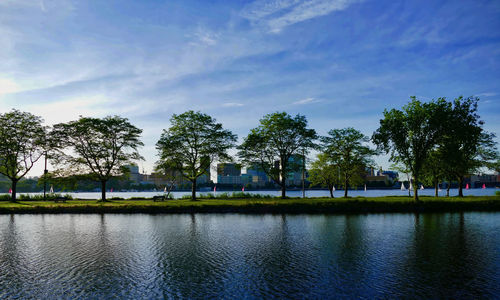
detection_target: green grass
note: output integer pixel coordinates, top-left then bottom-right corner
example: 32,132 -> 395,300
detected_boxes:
0,195 -> 499,214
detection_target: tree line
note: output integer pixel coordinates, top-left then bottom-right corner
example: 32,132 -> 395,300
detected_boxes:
0,96 -> 497,202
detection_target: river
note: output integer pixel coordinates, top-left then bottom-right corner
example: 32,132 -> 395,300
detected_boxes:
0,213 -> 498,298
10,187 -> 499,199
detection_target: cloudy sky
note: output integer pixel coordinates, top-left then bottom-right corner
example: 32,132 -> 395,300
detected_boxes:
1,0 -> 499,176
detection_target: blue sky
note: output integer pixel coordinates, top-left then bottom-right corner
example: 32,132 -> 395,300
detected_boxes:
1,0 -> 499,176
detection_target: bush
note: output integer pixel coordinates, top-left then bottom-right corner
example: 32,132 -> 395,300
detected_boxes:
229,192 -> 274,199
0,194 -> 11,201
496,190 -> 500,196
179,192 -> 276,200
18,193 -> 73,201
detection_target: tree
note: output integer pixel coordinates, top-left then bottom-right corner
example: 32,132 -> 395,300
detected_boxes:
308,153 -> 339,198
421,150 -> 446,197
238,112 -> 317,198
52,116 -> 143,202
438,96 -> 497,197
372,97 -> 448,202
154,160 -> 183,199
390,163 -> 412,197
0,110 -> 48,202
322,128 -> 375,198
156,111 -> 237,201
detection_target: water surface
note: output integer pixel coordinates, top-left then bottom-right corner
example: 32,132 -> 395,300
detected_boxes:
11,187 -> 499,199
0,213 -> 498,298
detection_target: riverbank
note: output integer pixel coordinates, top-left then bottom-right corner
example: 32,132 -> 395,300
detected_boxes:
1,195 -> 499,214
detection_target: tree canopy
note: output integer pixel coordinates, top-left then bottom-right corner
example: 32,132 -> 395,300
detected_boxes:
0,109 -> 48,202
322,127 -> 375,198
372,97 -> 448,201
437,96 -> 497,196
52,115 -> 143,201
308,153 -> 339,198
238,112 -> 317,198
156,111 -> 237,200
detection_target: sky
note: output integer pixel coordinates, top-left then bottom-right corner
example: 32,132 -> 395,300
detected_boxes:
1,0 -> 499,177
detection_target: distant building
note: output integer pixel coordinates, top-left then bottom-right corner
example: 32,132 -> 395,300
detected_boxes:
381,171 -> 398,182
286,154 -> 305,186
129,164 -> 211,189
365,175 -> 389,183
217,175 -> 243,185
470,174 -> 499,188
217,163 -> 241,176
272,154 -> 306,186
125,165 -> 143,183
244,163 -> 271,187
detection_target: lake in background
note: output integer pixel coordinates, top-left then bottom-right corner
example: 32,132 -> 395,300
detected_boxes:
9,187 -> 499,199
0,213 -> 498,298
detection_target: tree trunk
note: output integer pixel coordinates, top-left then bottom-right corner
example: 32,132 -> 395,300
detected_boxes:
101,180 -> 107,202
329,184 -> 334,198
413,176 -> 419,202
434,179 -> 438,197
11,179 -> 17,202
458,176 -> 464,197
344,174 -> 348,198
191,180 -> 197,201
408,178 -> 411,197
446,181 -> 450,197
280,158 -> 287,199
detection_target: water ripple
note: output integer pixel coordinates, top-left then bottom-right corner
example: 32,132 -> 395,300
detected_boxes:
0,213 -> 498,299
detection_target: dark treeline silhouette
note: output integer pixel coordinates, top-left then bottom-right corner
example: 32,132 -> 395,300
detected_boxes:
0,96 -> 497,202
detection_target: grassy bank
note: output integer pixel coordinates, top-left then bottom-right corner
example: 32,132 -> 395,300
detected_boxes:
0,195 -> 499,214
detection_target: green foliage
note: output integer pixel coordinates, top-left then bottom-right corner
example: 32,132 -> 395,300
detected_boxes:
156,111 -> 237,201
17,193 -> 73,201
0,193 -> 74,201
238,112 -> 317,198
308,153 -> 339,197
322,127 -> 375,197
181,192 -> 274,200
437,97 -> 498,196
0,194 -> 11,201
0,109 -> 49,202
373,97 -> 449,201
51,115 -> 144,201
421,150 -> 447,196
390,162 -> 412,197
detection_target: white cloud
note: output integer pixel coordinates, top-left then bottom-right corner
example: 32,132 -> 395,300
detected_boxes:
39,0 -> 47,12
292,97 -> 321,105
0,78 -> 19,95
242,0 -> 301,20
242,0 -> 358,33
23,96 -> 110,125
476,92 -> 496,97
222,102 -> 245,107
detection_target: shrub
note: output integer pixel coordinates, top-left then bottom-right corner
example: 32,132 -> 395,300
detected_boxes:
0,194 -> 11,201
17,193 -> 73,201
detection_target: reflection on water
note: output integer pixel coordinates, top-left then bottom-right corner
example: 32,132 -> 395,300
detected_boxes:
0,213 -> 498,298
